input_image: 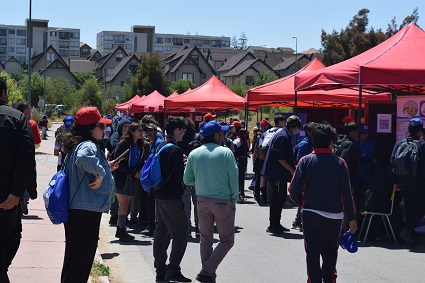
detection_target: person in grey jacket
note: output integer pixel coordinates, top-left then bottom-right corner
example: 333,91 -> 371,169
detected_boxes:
61,106 -> 120,283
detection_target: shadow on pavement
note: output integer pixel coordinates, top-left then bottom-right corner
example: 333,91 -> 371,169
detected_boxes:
101,252 -> 120,260
110,239 -> 153,246
268,232 -> 304,240
22,215 -> 44,220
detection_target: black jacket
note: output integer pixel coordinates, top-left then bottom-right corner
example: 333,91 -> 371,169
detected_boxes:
114,140 -> 149,190
155,140 -> 185,199
334,134 -> 357,186
290,148 -> 356,221
0,101 -> 35,202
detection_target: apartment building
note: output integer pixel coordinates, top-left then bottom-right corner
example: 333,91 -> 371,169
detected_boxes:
0,19 -> 80,65
96,25 -> 155,56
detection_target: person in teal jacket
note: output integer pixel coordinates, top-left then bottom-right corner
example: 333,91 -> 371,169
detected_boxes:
184,120 -> 238,283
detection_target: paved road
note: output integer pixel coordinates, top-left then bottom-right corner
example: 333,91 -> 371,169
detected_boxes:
98,157 -> 425,283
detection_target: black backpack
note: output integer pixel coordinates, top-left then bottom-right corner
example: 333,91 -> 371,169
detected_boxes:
187,133 -> 202,155
393,138 -> 420,179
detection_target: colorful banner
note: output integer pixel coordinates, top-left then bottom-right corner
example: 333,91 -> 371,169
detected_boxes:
396,96 -> 425,141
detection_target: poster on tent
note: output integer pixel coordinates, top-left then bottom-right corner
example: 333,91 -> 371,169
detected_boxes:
396,96 -> 425,141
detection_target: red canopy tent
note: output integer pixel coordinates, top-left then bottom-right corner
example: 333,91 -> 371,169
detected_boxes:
246,58 -> 391,109
294,24 -> 425,94
131,90 -> 167,113
115,95 -> 142,111
164,76 -> 248,112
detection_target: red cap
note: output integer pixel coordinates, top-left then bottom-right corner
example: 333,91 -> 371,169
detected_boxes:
232,121 -> 242,127
204,113 -> 216,122
75,107 -> 112,125
260,119 -> 268,127
342,115 -> 355,123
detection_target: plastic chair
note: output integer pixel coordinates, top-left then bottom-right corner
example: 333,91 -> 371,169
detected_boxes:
358,188 -> 398,245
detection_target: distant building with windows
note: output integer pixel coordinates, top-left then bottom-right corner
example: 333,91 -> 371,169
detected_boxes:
0,19 -> 81,65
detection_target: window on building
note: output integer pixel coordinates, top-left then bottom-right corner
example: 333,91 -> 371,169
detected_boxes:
154,46 -> 163,52
0,38 -> 6,45
47,52 -> 54,62
245,76 -> 255,85
172,38 -> 183,46
0,29 -> 6,36
106,68 -> 113,76
16,30 -> 26,36
203,39 -> 209,45
165,38 -> 171,43
8,38 -> 15,44
70,32 -> 80,39
8,29 -> 15,35
7,47 -> 15,53
69,50 -> 79,56
155,37 -> 163,43
129,64 -> 138,74
50,31 -> 57,37
59,32 -> 70,40
50,40 -> 57,46
202,48 -> 209,53
104,43 -> 113,49
126,35 -> 133,41
182,73 -> 194,82
190,55 -> 199,64
16,47 -> 26,54
16,38 -> 26,45
164,46 -> 172,52
211,40 -> 221,48
125,44 -> 132,50
70,41 -> 79,47
59,41 -> 69,48
0,56 -> 6,62
114,35 -> 124,43
59,50 -> 69,57
82,48 -> 89,53
116,53 -> 123,61
184,38 -> 190,44
0,47 -> 6,54
16,56 -> 26,63
222,41 -> 230,47
104,35 -> 113,41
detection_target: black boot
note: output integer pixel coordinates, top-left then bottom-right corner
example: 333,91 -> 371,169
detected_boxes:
116,227 -> 135,242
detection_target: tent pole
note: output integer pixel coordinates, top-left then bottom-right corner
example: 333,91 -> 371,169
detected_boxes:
355,86 -> 363,208
244,103 -> 248,130
294,91 -> 298,115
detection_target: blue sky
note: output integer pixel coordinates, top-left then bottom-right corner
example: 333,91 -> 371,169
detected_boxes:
5,1 -> 424,53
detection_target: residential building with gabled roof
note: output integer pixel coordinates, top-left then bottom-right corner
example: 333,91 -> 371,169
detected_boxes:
94,46 -> 128,82
162,46 -> 215,86
4,56 -> 23,74
105,54 -> 140,87
222,58 -> 279,87
273,54 -> 311,77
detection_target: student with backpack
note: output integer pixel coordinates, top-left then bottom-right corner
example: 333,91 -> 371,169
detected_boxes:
390,118 -> 425,246
60,106 -> 117,283
233,128 -> 250,202
152,116 -> 191,283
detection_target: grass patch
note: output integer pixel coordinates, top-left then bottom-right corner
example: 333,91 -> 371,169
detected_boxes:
90,261 -> 110,282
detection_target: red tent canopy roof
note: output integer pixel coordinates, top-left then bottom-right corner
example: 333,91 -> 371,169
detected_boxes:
131,90 -> 166,113
246,58 -> 390,108
164,76 -> 247,111
295,24 -> 425,94
115,95 -> 141,111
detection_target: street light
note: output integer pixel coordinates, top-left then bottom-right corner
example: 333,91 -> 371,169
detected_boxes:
43,28 -> 62,113
27,0 -> 32,104
292,36 -> 298,72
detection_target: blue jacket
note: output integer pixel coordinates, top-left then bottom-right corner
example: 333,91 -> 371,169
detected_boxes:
65,141 -> 113,212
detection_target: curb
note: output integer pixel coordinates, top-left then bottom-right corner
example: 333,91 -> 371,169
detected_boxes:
88,248 -> 110,283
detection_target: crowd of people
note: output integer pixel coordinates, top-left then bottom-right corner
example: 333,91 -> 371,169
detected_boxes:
1,73 -> 424,283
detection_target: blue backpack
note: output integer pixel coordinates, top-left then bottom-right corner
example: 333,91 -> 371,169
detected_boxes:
43,155 -> 85,224
140,143 -> 173,192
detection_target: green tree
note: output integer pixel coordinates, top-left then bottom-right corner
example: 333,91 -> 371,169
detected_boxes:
18,73 -> 44,106
229,78 -> 247,97
0,71 -> 24,105
79,78 -> 103,109
254,71 -> 278,87
169,79 -> 196,94
73,72 -> 96,90
230,35 -> 239,49
46,77 -> 77,108
130,53 -> 169,96
321,8 -> 420,66
238,32 -> 248,50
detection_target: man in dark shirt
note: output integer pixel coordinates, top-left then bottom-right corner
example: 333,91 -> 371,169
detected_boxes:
0,77 -> 35,282
290,123 -> 357,283
153,116 -> 191,283
262,115 -> 302,234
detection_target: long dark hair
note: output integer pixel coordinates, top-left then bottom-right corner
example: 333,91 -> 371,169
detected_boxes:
62,123 -> 98,154
120,123 -> 144,147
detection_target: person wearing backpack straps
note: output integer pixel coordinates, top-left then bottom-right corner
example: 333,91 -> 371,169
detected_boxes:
390,118 -> 425,247
153,116 -> 191,283
113,123 -> 149,241
60,106 -> 119,283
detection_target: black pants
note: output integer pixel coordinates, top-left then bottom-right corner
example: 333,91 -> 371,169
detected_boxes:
268,180 -> 287,227
61,209 -> 102,283
237,157 -> 247,195
303,211 -> 341,283
0,206 -> 18,282
402,187 -> 425,231
139,189 -> 149,222
147,190 -> 156,229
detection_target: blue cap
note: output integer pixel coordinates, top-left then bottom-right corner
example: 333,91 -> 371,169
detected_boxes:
43,114 -> 47,119
338,231 -> 358,253
63,116 -> 75,129
200,120 -> 229,137
409,118 -> 423,127
360,124 -> 370,133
